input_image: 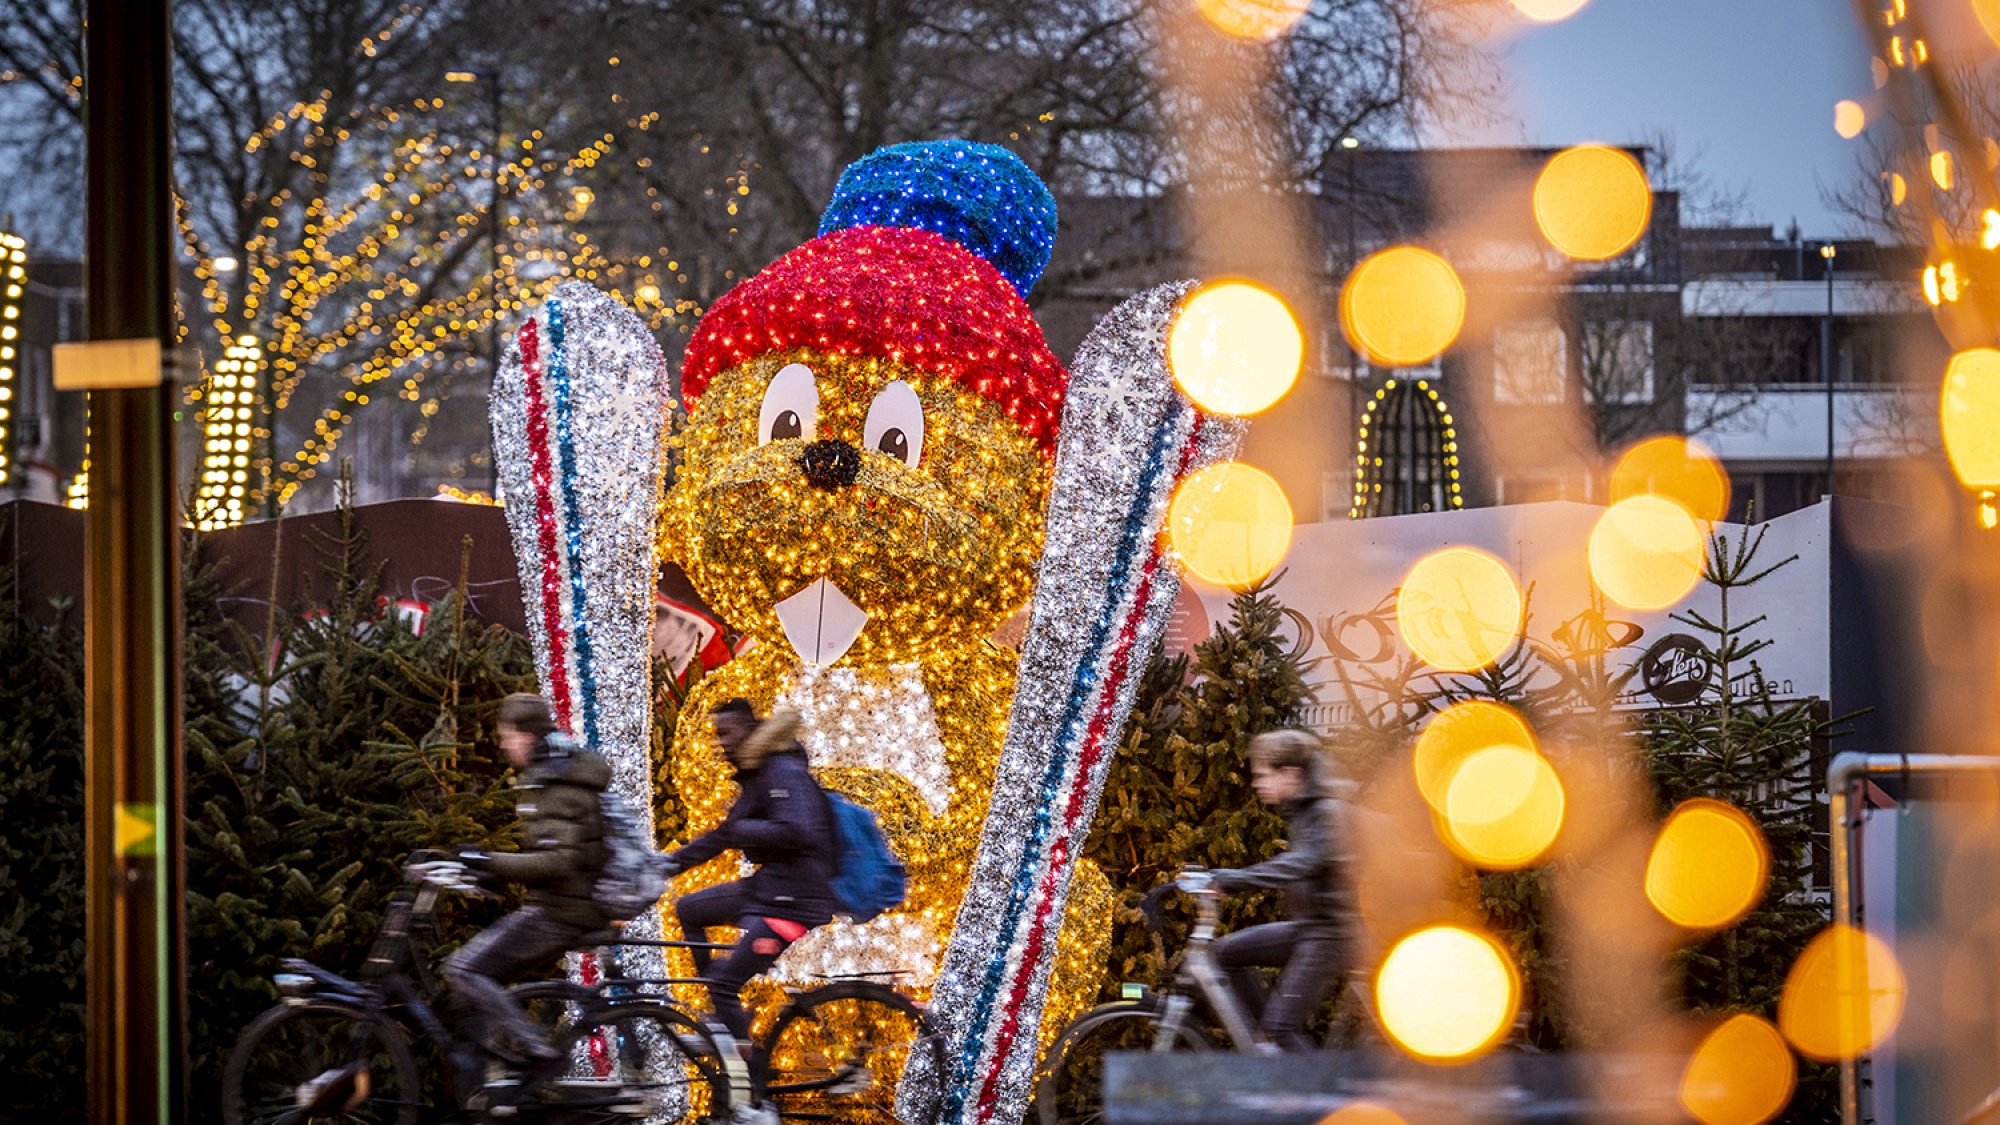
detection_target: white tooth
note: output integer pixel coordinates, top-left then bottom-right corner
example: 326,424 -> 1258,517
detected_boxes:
774,577 -> 870,666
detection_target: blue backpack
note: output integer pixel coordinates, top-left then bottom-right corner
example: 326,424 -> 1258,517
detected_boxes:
826,793 -> 907,923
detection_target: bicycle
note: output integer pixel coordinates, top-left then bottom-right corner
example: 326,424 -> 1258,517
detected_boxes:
1033,868 -> 1369,1125
221,853 -> 734,1124
575,936 -> 947,1124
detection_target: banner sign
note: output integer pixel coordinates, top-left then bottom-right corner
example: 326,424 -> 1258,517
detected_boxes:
1180,501 -> 1831,728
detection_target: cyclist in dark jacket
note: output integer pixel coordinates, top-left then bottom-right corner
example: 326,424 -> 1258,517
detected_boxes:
1186,728 -> 1353,1052
666,699 -> 838,1045
446,693 -> 612,1068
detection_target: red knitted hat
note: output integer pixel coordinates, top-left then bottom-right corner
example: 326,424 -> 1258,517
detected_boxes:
680,142 -> 1070,454
680,226 -> 1067,453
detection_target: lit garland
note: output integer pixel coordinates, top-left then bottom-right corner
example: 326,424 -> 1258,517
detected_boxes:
65,404 -> 89,510
910,281 -> 1246,1125
654,142 -> 1115,1070
170,39 -> 645,509
489,282 -> 673,992
1349,376 -> 1464,518
194,335 -> 264,529
0,230 -> 22,487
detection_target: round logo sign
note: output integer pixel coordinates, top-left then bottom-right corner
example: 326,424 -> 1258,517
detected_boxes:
1640,634 -> 1714,705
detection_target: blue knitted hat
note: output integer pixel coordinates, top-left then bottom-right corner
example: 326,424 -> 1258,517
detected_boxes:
817,140 -> 1058,298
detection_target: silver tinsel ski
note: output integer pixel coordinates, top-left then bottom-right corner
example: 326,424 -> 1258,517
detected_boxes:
489,280 -> 672,984
905,281 -> 1247,1125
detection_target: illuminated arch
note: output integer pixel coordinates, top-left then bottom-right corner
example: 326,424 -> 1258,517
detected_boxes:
1350,376 -> 1464,518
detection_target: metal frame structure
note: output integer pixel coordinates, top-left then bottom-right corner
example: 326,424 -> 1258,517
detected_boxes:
1828,752 -> 2000,1125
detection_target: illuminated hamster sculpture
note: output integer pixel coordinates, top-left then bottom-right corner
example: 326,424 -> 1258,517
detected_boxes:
658,141 -> 1113,1030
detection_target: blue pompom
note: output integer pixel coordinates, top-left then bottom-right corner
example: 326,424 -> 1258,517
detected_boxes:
819,140 -> 1058,298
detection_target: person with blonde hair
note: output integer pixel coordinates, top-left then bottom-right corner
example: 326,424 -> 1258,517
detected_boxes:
1179,727 -> 1353,1051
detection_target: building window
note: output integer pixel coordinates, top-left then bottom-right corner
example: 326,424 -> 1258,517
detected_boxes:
1493,320 -> 1568,404
1582,320 -> 1654,405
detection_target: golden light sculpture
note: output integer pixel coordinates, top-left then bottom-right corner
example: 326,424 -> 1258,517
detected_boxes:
1679,1014 -> 1797,1125
1339,247 -> 1467,367
1413,700 -> 1537,813
1610,435 -> 1729,522
1645,799 -> 1769,930
1194,0 -> 1310,41
0,231 -> 23,488
1168,281 -> 1305,416
1941,350 -> 2000,506
195,335 -> 266,530
1167,461 -> 1295,588
1588,496 -> 1705,610
1532,145 -> 1652,262
1833,101 -> 1866,140
1439,743 -> 1566,870
1395,547 -> 1522,672
1375,925 -> 1519,1063
1778,924 -> 1907,1061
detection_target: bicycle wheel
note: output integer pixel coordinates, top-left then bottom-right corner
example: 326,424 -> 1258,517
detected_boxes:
221,1000 -> 420,1125
761,980 -> 946,1125
541,1000 -> 731,1124
1034,1000 -> 1213,1125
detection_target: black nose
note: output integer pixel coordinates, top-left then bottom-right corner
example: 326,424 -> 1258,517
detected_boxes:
799,439 -> 861,490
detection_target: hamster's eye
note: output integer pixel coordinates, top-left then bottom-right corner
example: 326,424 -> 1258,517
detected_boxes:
757,363 -> 819,445
862,380 -> 925,467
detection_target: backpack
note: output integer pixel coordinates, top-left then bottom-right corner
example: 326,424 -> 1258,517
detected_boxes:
826,793 -> 908,923
592,789 -> 673,922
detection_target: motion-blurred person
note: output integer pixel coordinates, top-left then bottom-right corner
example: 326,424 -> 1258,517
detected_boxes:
1185,728 -> 1354,1051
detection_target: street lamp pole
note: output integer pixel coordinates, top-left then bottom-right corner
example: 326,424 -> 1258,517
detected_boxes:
81,0 -> 186,1119
1821,242 -> 1837,501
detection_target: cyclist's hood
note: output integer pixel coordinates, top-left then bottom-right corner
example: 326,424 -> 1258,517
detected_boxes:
527,732 -> 612,791
729,707 -> 803,773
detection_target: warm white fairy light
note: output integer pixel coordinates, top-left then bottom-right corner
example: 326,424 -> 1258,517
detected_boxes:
1350,376 -> 1463,518
195,335 -> 264,529
777,662 -> 953,817
0,231 -> 23,486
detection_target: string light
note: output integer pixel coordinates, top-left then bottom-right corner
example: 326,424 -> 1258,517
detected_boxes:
1350,378 -> 1463,517
0,230 -> 22,487
168,50 -> 648,509
194,335 -> 264,529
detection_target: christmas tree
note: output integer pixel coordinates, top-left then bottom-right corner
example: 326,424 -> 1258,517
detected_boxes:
0,558 -> 86,1120
1085,579 -> 1313,993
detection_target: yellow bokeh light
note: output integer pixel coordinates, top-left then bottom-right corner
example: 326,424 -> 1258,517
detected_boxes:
1339,247 -> 1467,367
1932,150 -> 1955,191
1834,100 -> 1866,140
1413,700 -> 1536,813
1978,0 -> 2000,47
1511,0 -> 1590,20
1194,0 -> 1310,40
1439,744 -> 1565,870
1168,461 -> 1295,589
1645,799 -> 1769,929
1317,1104 -> 1406,1125
1778,924 -> 1907,1062
1890,172 -> 1908,206
1610,435 -> 1729,522
1396,547 -> 1522,672
1169,281 -> 1305,416
1942,349 -> 2000,490
1680,1014 -> 1797,1125
1375,926 -> 1519,1062
1588,496 -> 1704,611
1532,145 -> 1653,261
